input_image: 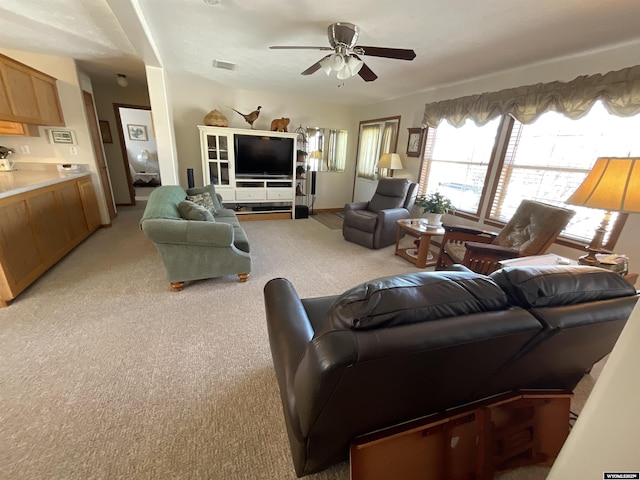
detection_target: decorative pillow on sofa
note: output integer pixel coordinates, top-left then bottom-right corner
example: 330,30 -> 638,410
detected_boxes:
186,185 -> 223,212
178,200 -> 215,221
185,192 -> 217,215
322,270 -> 509,331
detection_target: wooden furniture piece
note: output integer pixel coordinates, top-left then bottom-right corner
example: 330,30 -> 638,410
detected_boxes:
198,125 -> 297,218
0,175 -> 100,307
0,121 -> 39,136
351,391 -> 572,480
395,219 -> 445,267
0,53 -> 64,126
436,200 -> 576,275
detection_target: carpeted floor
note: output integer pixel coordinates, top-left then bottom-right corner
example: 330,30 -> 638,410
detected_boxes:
0,204 -> 601,480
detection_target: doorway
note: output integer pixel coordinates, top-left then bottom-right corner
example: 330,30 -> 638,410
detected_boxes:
83,91 -> 117,220
113,104 -> 160,203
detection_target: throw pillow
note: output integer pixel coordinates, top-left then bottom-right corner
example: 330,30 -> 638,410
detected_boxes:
178,200 -> 215,222
186,185 -> 223,212
185,192 -> 217,215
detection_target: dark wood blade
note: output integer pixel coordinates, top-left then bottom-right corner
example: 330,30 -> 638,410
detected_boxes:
356,46 -> 416,61
356,59 -> 378,82
270,46 -> 333,51
301,55 -> 330,76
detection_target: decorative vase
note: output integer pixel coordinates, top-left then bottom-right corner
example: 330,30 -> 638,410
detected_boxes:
423,212 -> 443,226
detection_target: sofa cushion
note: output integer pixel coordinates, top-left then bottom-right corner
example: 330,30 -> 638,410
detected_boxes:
178,200 -> 215,222
186,192 -> 218,214
490,265 -> 637,308
140,185 -> 186,223
322,270 -> 510,331
186,185 -> 223,212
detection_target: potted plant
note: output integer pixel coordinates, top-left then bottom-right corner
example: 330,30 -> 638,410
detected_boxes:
415,191 -> 455,226
296,149 -> 308,163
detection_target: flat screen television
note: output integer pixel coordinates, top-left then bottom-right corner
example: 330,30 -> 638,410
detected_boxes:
234,134 -> 294,178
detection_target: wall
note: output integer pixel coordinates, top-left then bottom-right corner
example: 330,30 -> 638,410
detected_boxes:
0,47 -> 112,224
166,71 -> 356,210
91,80 -> 151,204
353,41 -> 640,269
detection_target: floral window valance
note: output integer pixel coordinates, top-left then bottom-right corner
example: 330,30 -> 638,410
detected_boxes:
422,65 -> 640,128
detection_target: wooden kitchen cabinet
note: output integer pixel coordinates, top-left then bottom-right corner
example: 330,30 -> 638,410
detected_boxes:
0,175 -> 100,307
0,121 -> 39,136
0,53 -> 64,126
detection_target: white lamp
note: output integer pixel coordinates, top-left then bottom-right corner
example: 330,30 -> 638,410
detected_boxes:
377,153 -> 404,177
319,53 -> 363,79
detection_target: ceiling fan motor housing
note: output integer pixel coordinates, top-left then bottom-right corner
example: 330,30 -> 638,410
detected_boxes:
328,22 -> 359,50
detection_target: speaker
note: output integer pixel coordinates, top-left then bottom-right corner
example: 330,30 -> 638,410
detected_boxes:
295,205 -> 309,219
187,168 -> 195,188
310,171 -> 317,195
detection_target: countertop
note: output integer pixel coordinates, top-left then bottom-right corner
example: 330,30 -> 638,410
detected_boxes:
0,164 -> 90,200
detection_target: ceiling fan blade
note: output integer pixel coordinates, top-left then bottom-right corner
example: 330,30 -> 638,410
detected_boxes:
357,61 -> 378,82
270,46 -> 333,51
356,46 -> 416,61
301,55 -> 330,76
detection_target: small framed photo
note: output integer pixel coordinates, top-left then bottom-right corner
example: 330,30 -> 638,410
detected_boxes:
127,124 -> 148,141
48,129 -> 77,145
406,127 -> 425,157
99,120 -> 113,143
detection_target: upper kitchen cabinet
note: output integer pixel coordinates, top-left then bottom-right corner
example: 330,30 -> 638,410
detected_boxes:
0,54 -> 64,126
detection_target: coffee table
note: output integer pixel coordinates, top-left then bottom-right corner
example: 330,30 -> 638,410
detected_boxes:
395,219 -> 445,268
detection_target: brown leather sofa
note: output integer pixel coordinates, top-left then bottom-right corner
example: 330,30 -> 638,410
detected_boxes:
264,265 -> 637,477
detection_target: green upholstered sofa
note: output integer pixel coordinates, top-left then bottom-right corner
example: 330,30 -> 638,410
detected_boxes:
140,185 -> 251,291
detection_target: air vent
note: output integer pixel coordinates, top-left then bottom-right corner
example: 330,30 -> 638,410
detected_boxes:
212,60 -> 236,71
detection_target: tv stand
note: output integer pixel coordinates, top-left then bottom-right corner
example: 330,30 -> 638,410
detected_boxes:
198,125 -> 298,218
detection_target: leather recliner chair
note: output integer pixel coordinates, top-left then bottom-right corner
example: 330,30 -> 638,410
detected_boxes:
264,265 -> 637,477
342,178 -> 417,249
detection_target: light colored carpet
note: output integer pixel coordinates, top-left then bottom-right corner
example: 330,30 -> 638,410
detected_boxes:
0,204 -> 600,480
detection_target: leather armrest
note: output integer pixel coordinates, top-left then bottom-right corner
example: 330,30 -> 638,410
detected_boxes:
344,201 -> 369,212
378,207 -> 410,222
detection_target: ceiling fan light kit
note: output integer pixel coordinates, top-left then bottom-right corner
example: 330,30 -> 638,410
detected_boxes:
270,22 -> 416,83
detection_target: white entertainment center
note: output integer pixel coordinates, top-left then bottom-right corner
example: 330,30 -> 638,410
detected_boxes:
198,125 -> 298,218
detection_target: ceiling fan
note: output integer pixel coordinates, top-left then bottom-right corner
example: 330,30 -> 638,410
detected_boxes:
269,22 -> 416,82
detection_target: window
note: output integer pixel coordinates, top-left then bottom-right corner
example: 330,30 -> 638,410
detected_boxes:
418,117 -> 501,215
491,102 -> 640,246
356,117 -> 400,179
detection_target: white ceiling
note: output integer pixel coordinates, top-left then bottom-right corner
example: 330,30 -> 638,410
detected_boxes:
1,0 -> 640,106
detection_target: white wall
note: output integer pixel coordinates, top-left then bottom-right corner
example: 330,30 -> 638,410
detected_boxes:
166,70 -> 356,210
546,301 -> 640,478
0,47 -> 111,224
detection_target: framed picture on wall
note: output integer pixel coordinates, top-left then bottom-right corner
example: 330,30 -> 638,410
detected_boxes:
406,127 -> 425,157
47,129 -> 77,145
127,124 -> 148,141
99,120 -> 113,143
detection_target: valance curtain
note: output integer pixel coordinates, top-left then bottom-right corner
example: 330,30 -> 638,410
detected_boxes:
422,65 -> 640,128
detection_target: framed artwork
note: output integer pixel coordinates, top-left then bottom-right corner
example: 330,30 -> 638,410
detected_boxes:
406,127 -> 425,157
99,120 -> 113,143
127,124 -> 148,141
48,129 -> 77,145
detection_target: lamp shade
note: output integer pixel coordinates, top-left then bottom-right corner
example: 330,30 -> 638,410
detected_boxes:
566,157 -> 640,213
377,153 -> 404,170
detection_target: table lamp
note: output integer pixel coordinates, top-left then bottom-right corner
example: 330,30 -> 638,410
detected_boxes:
377,153 -> 404,177
565,157 -> 640,265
